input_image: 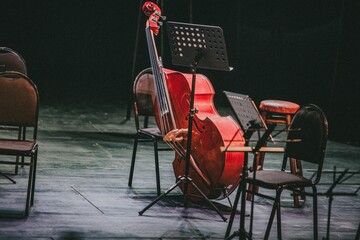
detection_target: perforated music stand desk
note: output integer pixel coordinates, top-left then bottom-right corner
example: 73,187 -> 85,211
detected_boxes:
139,21 -> 232,222
224,91 -> 266,134
166,21 -> 232,71
222,91 -> 281,151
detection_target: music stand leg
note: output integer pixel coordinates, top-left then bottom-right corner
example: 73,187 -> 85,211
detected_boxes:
225,179 -> 251,240
0,171 -> 16,184
324,194 -> 333,240
225,179 -> 243,238
139,178 -> 181,216
225,129 -> 266,239
188,179 -> 227,221
138,175 -> 227,221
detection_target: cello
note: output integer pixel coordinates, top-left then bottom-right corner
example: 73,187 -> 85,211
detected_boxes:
139,1 -> 245,201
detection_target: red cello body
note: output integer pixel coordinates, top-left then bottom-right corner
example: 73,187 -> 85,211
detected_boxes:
154,69 -> 245,200
139,1 -> 245,200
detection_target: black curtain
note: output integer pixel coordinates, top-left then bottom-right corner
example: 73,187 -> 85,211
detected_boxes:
0,0 -> 358,141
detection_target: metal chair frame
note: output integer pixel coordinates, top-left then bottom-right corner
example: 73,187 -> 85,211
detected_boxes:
0,71 -> 39,217
0,47 -> 28,174
248,104 -> 328,239
128,68 -> 172,196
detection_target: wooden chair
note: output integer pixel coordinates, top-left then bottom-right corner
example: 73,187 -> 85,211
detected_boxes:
248,104 -> 328,239
128,68 -> 172,196
0,71 -> 39,217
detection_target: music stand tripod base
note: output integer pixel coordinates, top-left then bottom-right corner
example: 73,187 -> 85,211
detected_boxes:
138,21 -> 233,222
0,172 -> 16,184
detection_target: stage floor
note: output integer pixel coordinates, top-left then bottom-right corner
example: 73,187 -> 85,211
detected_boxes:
0,101 -> 359,239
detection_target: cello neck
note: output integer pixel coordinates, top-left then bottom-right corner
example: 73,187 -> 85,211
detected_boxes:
143,4 -> 176,134
145,26 -> 169,116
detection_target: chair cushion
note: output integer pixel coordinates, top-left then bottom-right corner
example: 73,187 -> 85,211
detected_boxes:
139,127 -> 164,139
259,100 -> 300,114
0,140 -> 37,155
248,170 -> 312,189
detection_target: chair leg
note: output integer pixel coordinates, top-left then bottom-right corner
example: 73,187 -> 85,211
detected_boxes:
290,158 -> 305,207
15,156 -> 19,174
128,134 -> 139,187
246,153 -> 264,201
276,193 -> 282,240
289,158 -> 300,207
312,186 -> 318,240
31,151 -> 38,206
21,127 -> 26,168
296,160 -> 306,202
265,188 -> 283,240
153,140 -> 161,196
21,156 -> 25,168
25,156 -> 34,217
15,127 -> 22,174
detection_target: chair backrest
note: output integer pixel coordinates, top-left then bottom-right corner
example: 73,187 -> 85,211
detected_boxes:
0,47 -> 27,75
285,104 -> 328,182
133,68 -> 157,130
0,71 -> 39,139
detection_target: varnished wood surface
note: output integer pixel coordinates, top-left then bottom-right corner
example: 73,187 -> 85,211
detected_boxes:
220,146 -> 285,153
0,102 -> 359,239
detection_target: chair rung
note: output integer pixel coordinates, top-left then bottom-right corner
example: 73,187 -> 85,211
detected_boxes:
0,160 -> 30,166
247,189 -> 276,201
157,147 -> 173,151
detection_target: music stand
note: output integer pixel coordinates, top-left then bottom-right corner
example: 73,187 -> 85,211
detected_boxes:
223,91 -> 267,135
223,91 -> 276,239
138,21 -> 232,221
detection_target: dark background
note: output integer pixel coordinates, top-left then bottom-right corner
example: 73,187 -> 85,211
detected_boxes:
1,0 -> 359,142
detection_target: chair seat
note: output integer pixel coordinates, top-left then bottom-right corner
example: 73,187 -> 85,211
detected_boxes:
259,100 -> 300,114
0,140 -> 37,155
138,127 -> 164,139
249,170 -> 312,189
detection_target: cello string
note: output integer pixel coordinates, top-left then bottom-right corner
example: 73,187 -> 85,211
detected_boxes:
146,26 -> 168,134
146,26 -> 176,135
166,140 -> 186,159
146,27 -> 164,112
162,129 -> 187,159
146,22 -> 187,160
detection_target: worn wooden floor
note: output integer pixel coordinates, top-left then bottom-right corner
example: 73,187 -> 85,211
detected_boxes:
0,101 -> 359,239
